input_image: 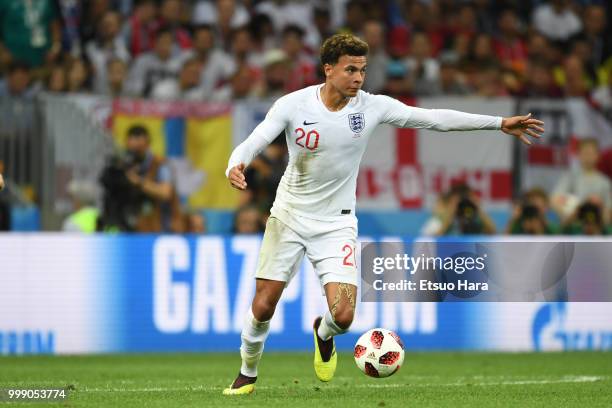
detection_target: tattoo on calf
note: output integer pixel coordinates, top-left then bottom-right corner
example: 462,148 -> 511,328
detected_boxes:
330,283 -> 356,320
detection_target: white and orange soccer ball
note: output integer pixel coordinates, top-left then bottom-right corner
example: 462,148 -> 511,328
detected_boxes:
354,328 -> 405,378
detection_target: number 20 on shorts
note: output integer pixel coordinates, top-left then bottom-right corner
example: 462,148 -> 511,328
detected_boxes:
342,244 -> 357,267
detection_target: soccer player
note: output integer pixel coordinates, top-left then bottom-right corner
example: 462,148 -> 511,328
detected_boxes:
223,34 -> 544,395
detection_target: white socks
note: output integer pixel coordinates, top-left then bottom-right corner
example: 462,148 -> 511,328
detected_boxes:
316,310 -> 348,341
240,308 -> 271,377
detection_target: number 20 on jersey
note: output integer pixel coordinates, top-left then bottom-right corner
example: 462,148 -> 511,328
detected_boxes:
294,128 -> 320,151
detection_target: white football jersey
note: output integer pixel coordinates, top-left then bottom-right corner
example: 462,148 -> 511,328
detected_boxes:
228,84 -> 502,222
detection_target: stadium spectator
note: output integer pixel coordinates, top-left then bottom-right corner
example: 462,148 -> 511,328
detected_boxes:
174,24 -> 235,100
253,0 -> 317,50
552,138 -> 612,222
127,28 -> 180,97
0,62 -> 37,99
79,0 -> 113,45
0,62 -> 39,139
62,180 -> 100,233
252,49 -> 289,99
193,0 -> 249,49
310,7 -> 334,55
102,58 -> 130,97
45,64 -> 68,93
532,0 -> 582,42
569,36 -> 599,86
471,63 -> 507,97
56,0 -> 83,57
403,33 -> 440,96
158,0 -> 191,50
438,56 -> 471,95
99,125 -> 180,232
448,32 -> 472,67
248,13 -> 276,54
121,0 -> 158,57
382,60 -> 411,99
0,0 -> 62,70
85,11 -> 130,93
515,61 -> 563,98
228,26 -> 262,72
341,1 -> 367,38
494,9 -> 527,73
281,25 -> 317,93
526,33 -> 553,63
579,5 -> 611,71
561,54 -> 591,97
182,210 -> 206,234
452,3 -> 479,42
152,57 -> 205,100
470,33 -> 497,68
66,58 -> 91,93
233,204 -> 264,234
361,20 -> 389,94
210,64 -> 257,102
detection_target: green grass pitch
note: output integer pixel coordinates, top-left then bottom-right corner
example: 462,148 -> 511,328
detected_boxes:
1,352 -> 611,407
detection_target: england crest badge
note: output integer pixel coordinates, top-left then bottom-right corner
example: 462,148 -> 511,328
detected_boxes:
348,113 -> 365,133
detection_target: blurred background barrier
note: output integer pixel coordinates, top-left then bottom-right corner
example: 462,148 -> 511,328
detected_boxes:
1,234 -> 611,355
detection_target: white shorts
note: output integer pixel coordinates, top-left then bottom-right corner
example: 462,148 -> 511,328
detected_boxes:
255,208 -> 358,287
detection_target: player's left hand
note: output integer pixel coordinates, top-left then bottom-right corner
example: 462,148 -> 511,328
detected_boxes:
501,113 -> 544,145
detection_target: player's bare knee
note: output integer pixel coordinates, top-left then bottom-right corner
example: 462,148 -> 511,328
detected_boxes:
333,308 -> 354,330
252,297 -> 276,321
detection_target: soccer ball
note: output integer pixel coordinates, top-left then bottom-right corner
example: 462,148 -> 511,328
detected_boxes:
354,328 -> 405,378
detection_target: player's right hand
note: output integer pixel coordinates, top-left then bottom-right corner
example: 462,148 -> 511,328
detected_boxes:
228,164 -> 247,190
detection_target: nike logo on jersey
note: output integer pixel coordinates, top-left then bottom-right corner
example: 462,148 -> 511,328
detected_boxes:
303,120 -> 318,126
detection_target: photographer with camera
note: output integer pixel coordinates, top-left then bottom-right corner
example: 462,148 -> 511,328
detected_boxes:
440,184 -> 497,235
506,188 -> 558,235
100,125 -> 180,232
562,199 -> 611,235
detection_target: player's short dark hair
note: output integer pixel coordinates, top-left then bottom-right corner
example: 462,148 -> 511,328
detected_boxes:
320,34 -> 369,66
127,125 -> 150,140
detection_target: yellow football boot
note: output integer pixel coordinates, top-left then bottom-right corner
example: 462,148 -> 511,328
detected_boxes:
222,374 -> 256,395
313,317 -> 337,382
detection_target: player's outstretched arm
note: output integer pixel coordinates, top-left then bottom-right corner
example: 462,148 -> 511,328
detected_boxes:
0,173 -> 4,191
500,113 -> 544,146
378,96 -> 544,144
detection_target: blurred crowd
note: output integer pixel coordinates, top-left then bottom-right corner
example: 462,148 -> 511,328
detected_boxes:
421,138 -> 612,236
1,0 -> 612,234
0,0 -> 611,104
